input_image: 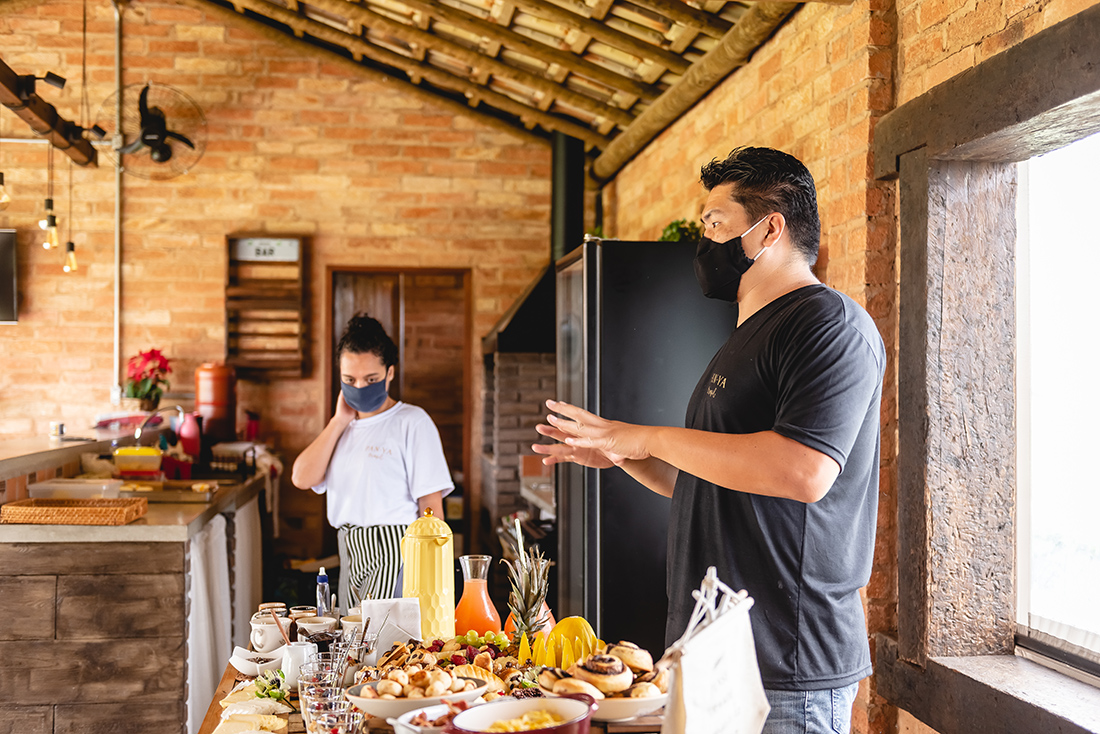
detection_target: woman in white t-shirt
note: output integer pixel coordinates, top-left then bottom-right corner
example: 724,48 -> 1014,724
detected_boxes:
291,314 -> 454,610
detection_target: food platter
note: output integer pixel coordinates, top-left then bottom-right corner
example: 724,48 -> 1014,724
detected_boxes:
389,702 -> 461,733
589,692 -> 668,722
538,680 -> 668,722
346,678 -> 488,718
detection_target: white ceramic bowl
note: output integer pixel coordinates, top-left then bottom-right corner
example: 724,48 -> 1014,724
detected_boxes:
345,677 -> 488,719
445,695 -> 597,733
228,645 -> 284,676
389,703 -> 454,733
589,692 -> 668,722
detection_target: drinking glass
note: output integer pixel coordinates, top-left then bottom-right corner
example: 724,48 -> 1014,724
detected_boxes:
297,662 -> 340,699
300,687 -> 349,731
310,707 -> 364,734
330,640 -> 368,687
309,651 -> 349,678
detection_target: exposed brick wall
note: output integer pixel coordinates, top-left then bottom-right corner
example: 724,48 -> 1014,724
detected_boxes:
481,353 -> 554,530
0,0 -> 552,547
895,0 -> 1099,106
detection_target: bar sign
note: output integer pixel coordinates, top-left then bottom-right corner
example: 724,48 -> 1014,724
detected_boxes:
233,237 -> 300,262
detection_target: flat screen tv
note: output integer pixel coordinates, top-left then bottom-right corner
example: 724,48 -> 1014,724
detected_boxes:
0,229 -> 16,323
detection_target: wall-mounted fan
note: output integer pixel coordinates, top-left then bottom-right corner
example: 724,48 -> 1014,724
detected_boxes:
94,82 -> 207,180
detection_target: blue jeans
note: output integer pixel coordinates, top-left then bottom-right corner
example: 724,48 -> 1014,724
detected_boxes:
762,682 -> 859,734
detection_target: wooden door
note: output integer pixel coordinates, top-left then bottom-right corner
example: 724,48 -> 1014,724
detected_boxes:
331,272 -> 402,412
327,270 -> 470,540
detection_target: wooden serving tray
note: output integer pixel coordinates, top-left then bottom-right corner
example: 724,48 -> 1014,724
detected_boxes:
0,497 -> 148,525
119,479 -> 224,503
120,488 -> 216,503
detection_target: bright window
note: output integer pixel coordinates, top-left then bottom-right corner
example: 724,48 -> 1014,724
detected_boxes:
1017,131 -> 1100,672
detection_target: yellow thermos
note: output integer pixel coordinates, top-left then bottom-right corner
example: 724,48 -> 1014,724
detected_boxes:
401,508 -> 456,641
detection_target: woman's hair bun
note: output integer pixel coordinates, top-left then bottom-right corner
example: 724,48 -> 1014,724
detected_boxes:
337,313 -> 399,366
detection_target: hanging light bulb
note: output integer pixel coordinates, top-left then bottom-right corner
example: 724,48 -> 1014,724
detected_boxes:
42,214 -> 60,250
63,242 -> 77,273
39,198 -> 54,230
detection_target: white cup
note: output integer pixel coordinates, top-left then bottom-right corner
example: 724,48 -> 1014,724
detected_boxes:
296,615 -> 338,640
249,613 -> 285,653
340,614 -> 363,640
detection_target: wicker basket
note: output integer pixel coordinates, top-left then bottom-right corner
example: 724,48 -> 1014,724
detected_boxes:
0,497 -> 148,526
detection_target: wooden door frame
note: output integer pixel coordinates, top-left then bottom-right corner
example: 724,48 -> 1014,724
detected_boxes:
323,265 -> 475,552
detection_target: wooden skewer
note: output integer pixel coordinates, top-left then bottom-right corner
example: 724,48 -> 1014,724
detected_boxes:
269,611 -> 292,647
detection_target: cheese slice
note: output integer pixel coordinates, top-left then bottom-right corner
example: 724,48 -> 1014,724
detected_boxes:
219,684 -> 259,707
212,720 -> 260,734
222,699 -> 293,716
223,714 -> 287,731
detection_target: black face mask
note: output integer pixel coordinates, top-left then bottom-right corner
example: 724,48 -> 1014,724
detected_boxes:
692,216 -> 768,301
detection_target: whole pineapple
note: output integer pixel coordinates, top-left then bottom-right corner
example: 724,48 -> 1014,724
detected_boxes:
502,519 -> 553,646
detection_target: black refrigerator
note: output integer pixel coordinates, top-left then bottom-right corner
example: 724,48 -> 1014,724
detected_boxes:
554,237 -> 740,655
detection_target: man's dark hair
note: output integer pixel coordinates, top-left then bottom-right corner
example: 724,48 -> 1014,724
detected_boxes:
699,147 -> 821,264
337,313 -> 399,367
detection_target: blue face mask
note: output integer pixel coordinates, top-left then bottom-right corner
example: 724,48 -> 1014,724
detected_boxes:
341,379 -> 388,413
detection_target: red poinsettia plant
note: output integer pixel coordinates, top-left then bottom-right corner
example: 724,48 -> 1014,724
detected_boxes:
124,348 -> 172,402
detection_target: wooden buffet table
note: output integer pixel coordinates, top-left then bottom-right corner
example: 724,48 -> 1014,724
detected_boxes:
198,663 -> 665,734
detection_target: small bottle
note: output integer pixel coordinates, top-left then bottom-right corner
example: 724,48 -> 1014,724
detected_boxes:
316,567 -> 331,618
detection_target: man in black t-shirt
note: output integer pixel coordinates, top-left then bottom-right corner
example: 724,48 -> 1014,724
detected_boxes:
533,147 -> 885,734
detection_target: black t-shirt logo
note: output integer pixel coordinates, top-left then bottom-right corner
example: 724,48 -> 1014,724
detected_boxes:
707,372 -> 727,398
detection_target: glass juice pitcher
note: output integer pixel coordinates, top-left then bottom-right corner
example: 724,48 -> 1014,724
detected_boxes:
401,508 -> 455,641
455,555 -> 502,636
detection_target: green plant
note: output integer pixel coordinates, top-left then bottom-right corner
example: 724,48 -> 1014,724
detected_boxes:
659,218 -> 703,243
124,348 -> 171,402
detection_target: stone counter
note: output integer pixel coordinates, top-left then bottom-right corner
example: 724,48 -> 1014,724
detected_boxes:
1,478 -> 262,543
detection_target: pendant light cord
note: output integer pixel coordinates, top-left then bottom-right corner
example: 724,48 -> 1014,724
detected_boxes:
67,159 -> 74,243
47,144 -> 54,203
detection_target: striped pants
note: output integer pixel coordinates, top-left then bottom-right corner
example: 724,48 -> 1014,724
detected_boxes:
336,524 -> 407,613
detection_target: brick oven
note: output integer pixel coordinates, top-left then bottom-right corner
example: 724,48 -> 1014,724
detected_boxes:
479,267 -> 556,541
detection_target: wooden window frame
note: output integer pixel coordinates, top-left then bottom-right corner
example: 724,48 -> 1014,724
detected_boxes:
872,7 -> 1100,733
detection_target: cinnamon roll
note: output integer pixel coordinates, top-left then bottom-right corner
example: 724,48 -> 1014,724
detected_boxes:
573,654 -> 633,694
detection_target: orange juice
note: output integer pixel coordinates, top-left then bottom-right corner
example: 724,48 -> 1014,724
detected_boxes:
456,579 -> 502,635
455,555 -> 502,635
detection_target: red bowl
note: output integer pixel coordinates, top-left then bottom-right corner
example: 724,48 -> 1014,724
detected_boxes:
443,694 -> 597,734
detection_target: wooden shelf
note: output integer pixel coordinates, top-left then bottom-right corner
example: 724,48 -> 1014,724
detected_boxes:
225,235 -> 308,379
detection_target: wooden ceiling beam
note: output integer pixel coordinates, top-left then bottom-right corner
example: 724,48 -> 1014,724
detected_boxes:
303,0 -> 635,127
508,0 -> 691,74
491,1 -> 515,25
627,0 -> 732,39
0,54 -> 97,166
189,0 -> 610,148
592,1 -> 798,180
399,0 -> 662,103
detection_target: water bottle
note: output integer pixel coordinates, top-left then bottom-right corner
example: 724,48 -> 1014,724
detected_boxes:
316,567 -> 331,618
